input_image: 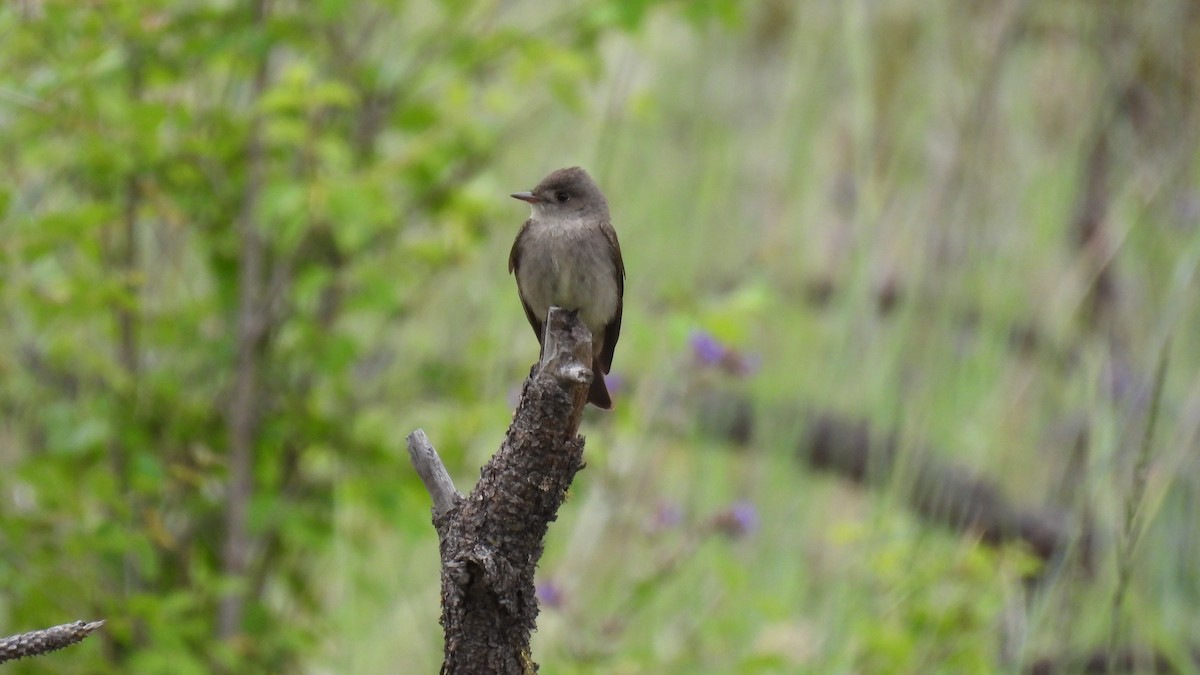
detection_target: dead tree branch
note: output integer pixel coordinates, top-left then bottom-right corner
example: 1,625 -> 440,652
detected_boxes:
699,397 -> 1096,572
408,306 -> 592,674
0,620 -> 104,664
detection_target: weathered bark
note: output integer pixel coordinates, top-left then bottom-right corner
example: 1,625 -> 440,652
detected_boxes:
408,307 -> 593,674
0,620 -> 104,664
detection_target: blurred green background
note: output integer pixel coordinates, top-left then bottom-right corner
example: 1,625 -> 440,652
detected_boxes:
2,0 -> 1199,673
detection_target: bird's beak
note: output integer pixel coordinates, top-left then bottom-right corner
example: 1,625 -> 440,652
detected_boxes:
510,191 -> 539,204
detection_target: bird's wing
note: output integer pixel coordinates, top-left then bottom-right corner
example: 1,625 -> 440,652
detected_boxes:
598,219 -> 624,373
509,220 -> 544,342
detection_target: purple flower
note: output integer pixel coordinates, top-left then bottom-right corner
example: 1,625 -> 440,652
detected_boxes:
690,330 -> 727,366
650,501 -> 684,531
712,500 -> 759,538
537,580 -> 566,610
689,330 -> 760,377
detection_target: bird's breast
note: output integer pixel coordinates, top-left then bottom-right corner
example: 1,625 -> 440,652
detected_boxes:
517,219 -> 619,334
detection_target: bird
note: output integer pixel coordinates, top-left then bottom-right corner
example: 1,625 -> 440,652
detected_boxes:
509,166 -> 625,408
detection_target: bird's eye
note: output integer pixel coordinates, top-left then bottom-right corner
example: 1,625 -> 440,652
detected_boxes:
555,191 -> 570,203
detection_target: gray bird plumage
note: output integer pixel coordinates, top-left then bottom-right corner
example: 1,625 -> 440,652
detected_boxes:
509,167 -> 625,408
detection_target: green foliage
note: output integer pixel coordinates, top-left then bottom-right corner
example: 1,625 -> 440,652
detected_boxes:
0,0 -> 681,671
834,518 -> 1038,674
4,0 -> 1200,673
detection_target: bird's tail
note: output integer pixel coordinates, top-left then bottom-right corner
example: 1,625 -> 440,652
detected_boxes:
587,357 -> 612,409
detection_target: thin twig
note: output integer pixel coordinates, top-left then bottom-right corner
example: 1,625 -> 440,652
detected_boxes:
219,0 -> 273,640
406,429 -> 462,520
0,620 -> 104,664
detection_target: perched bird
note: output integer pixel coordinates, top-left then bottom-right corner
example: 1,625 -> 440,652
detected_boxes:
509,167 -> 625,408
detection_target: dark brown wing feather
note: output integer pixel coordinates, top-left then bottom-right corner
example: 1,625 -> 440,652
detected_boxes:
509,219 -> 544,343
588,358 -> 612,408
597,219 -> 624,373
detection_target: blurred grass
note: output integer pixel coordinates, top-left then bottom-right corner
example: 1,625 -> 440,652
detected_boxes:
0,0 -> 1180,672
320,1 -> 1200,673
